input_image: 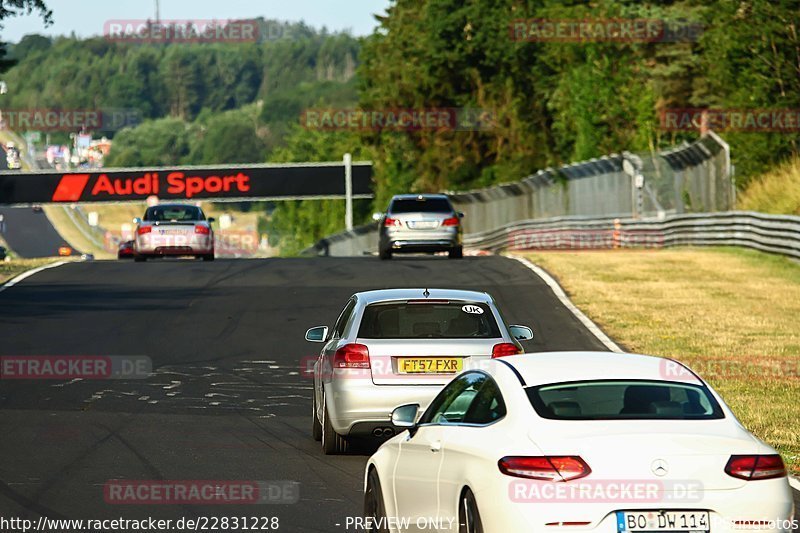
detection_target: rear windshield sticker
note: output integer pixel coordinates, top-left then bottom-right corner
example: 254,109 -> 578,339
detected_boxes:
462,305 -> 484,315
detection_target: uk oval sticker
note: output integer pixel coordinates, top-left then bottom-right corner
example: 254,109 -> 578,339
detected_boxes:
462,305 -> 484,315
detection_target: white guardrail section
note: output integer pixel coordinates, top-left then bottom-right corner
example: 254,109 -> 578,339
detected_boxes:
465,211 -> 800,259
304,211 -> 800,260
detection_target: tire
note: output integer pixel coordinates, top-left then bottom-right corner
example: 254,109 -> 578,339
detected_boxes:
378,247 -> 392,260
202,254 -> 215,262
449,246 -> 463,259
363,469 -> 389,533
311,392 -> 322,442
458,489 -> 484,533
321,394 -> 348,455
134,254 -> 147,262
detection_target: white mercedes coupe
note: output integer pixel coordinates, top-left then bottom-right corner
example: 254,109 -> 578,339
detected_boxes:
363,352 -> 795,533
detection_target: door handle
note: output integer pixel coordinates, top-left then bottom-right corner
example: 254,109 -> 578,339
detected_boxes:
430,440 -> 442,453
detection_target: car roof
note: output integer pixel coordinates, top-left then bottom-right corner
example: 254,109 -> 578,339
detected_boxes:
354,288 -> 493,305
499,351 -> 704,387
390,194 -> 450,201
147,204 -> 200,209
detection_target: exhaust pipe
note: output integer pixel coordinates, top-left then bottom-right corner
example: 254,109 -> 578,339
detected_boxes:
372,427 -> 396,438
372,428 -> 384,437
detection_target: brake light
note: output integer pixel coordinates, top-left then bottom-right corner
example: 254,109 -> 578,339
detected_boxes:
725,455 -> 786,480
442,216 -> 460,226
333,343 -> 370,369
492,343 -> 522,358
499,456 -> 591,482
137,226 -> 152,235
384,217 -> 402,227
195,225 -> 210,235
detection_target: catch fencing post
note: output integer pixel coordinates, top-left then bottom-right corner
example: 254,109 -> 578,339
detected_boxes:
344,153 -> 353,231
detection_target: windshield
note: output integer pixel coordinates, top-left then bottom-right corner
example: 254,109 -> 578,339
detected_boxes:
390,198 -> 453,214
358,301 -> 501,339
527,380 -> 725,420
144,206 -> 204,222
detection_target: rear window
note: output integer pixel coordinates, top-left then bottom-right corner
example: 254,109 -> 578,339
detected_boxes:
390,197 -> 453,214
358,301 -> 501,339
144,206 -> 203,222
527,380 -> 725,420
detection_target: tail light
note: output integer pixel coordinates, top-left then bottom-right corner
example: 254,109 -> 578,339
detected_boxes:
725,455 -> 786,480
492,343 -> 522,358
499,456 -> 591,482
384,217 -> 402,227
137,226 -> 152,235
442,216 -> 460,226
333,343 -> 370,369
195,225 -> 210,235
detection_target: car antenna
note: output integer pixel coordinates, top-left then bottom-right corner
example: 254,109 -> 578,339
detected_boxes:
423,288 -> 430,298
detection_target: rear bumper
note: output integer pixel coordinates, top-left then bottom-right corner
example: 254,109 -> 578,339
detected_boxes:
381,227 -> 460,252
324,379 -> 441,436
475,476 -> 795,532
135,235 -> 214,255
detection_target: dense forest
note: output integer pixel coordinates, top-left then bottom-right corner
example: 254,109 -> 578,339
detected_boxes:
2,1 -> 799,252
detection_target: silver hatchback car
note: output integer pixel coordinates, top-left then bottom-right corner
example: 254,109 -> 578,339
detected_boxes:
305,288 -> 533,454
375,194 -> 463,260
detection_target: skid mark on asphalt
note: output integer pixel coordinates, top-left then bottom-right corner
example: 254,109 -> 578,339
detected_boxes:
78,360 -> 310,416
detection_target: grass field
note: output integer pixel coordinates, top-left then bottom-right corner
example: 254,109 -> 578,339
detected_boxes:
42,206 -> 114,259
738,157 -> 800,215
0,258 -> 64,285
522,247 -> 800,473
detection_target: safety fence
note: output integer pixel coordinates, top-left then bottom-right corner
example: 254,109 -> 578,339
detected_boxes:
305,132 -> 747,258
448,132 -> 732,234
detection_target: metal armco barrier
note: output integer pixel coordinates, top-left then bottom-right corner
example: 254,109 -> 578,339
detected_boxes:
465,211 -> 800,260
0,162 -> 373,205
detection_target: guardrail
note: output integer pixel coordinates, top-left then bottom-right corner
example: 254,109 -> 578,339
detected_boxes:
467,211 -> 800,260
303,223 -> 377,257
305,211 -> 800,260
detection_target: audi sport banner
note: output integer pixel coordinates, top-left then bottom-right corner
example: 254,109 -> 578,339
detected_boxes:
0,163 -> 373,204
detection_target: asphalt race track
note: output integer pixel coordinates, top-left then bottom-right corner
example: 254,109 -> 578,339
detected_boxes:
0,207 -> 73,258
0,256 -> 796,530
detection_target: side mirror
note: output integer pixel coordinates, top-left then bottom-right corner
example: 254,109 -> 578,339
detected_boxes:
132,217 -> 142,224
509,325 -> 534,341
391,403 -> 420,429
305,326 -> 329,343
457,212 -> 465,218
207,217 -> 216,223
372,212 -> 383,222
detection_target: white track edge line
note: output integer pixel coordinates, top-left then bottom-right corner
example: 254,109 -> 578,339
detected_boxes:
789,475 -> 800,492
509,254 -> 624,353
0,261 -> 68,294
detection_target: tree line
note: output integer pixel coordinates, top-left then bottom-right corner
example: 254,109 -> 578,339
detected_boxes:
2,1 -> 799,253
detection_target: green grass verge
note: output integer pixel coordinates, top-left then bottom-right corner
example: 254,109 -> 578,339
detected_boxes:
0,258 -> 64,285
